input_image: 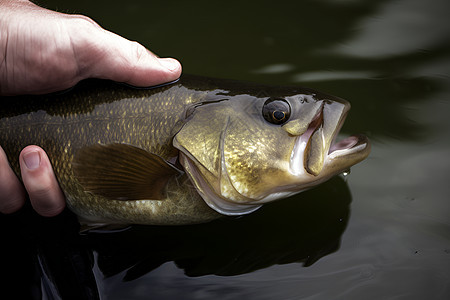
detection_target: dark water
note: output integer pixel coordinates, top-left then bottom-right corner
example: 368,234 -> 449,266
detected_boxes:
3,0 -> 450,299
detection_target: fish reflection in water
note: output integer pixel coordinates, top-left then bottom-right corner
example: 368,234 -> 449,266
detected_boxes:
3,176 -> 350,299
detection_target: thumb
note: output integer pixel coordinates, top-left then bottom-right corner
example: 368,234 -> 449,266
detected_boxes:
19,146 -> 66,217
71,17 -> 182,87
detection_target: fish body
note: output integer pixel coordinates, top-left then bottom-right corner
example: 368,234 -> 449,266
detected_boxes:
0,75 -> 370,225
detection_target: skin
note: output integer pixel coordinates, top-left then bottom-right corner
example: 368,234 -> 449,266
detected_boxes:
0,0 -> 182,216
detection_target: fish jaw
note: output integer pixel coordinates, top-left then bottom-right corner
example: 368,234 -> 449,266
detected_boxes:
288,100 -> 370,182
173,88 -> 370,215
178,152 -> 263,216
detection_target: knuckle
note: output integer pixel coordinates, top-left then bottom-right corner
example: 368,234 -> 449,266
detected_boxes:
26,174 -> 57,199
133,42 -> 145,58
21,158 -> 66,216
70,14 -> 101,29
130,41 -> 149,66
27,177 -> 65,216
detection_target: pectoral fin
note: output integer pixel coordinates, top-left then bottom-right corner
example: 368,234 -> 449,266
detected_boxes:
73,143 -> 181,201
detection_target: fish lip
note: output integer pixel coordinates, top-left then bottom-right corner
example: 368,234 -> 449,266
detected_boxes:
327,108 -> 349,155
289,109 -> 322,176
289,101 -> 369,177
289,104 -> 327,176
327,133 -> 370,159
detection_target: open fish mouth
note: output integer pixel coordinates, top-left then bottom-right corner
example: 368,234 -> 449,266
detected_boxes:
289,102 -> 370,177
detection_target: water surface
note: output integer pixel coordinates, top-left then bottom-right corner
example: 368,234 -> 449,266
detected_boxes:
3,0 -> 450,299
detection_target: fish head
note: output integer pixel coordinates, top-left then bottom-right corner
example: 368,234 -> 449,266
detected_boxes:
173,87 -> 370,215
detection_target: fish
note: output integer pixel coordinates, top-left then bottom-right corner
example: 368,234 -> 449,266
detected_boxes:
0,74 -> 370,225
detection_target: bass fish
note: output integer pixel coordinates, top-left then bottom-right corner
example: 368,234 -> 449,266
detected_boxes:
0,75 -> 370,225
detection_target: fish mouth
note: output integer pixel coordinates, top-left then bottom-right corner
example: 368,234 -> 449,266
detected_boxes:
289,102 -> 370,177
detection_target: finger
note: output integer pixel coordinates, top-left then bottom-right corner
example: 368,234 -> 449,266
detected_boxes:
19,146 -> 65,217
93,35 -> 183,87
0,147 -> 26,214
69,16 -> 182,87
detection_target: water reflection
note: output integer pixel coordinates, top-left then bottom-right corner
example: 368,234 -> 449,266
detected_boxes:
329,0 -> 450,58
1,176 -> 351,298
292,70 -> 378,82
251,64 -> 296,74
89,176 -> 351,279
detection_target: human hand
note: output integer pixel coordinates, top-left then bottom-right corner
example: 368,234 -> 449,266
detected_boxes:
0,0 -> 182,216
0,0 -> 182,95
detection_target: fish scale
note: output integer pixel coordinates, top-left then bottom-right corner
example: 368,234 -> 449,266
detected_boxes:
0,75 -> 370,225
0,78 -> 218,225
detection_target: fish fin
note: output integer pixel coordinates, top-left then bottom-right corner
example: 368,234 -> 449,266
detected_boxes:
73,143 -> 181,201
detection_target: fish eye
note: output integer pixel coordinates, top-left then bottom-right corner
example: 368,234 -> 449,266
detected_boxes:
262,98 -> 291,125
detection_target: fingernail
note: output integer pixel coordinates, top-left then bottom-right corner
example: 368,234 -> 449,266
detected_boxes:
23,151 -> 41,170
159,58 -> 180,72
